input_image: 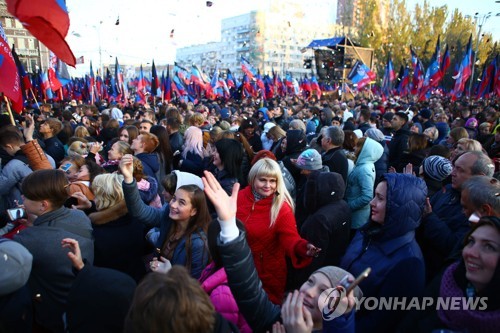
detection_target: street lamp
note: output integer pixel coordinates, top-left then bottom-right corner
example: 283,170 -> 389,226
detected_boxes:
469,12 -> 494,95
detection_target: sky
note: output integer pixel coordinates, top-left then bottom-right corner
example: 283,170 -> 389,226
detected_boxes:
65,0 -> 499,75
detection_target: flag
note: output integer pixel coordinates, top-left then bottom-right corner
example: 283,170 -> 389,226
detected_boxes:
476,56 -> 496,98
382,55 -> 396,96
0,22 -> 23,113
76,56 -> 84,64
241,56 -> 256,80
41,70 -> 53,99
441,44 -> 450,78
226,69 -> 236,89
11,45 -> 31,92
410,47 -> 424,95
451,34 -> 473,100
56,58 -> 71,86
136,64 -> 147,104
6,0 -> 76,66
493,54 -> 500,97
310,75 -> 322,99
163,65 -> 172,102
347,60 -> 375,90
151,60 -> 160,97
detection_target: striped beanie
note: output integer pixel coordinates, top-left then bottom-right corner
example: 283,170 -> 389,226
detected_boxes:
422,155 -> 453,182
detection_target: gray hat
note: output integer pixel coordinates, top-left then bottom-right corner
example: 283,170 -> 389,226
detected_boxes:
294,149 -> 323,170
422,155 -> 453,182
0,239 -> 33,296
365,128 -> 385,142
313,266 -> 363,299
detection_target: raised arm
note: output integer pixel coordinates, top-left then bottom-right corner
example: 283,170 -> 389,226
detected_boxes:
120,154 -> 163,228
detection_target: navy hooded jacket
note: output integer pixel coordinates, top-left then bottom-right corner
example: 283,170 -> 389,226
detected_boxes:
341,173 -> 427,333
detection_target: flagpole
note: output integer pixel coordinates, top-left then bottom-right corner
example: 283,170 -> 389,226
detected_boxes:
4,96 -> 16,126
59,88 -> 63,101
30,88 -> 40,106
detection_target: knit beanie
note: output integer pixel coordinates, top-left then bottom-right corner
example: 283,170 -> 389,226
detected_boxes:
422,155 -> 453,182
294,149 -> 323,171
365,128 -> 385,142
0,239 -> 33,296
313,266 -> 363,299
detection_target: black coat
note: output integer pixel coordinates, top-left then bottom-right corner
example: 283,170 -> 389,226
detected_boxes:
322,146 -> 349,184
292,172 -> 351,289
388,126 -> 411,171
218,229 -> 281,333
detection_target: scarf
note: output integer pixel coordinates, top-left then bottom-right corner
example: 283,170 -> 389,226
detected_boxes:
438,262 -> 500,333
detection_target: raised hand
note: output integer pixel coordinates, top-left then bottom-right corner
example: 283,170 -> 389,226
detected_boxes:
281,290 -> 313,333
70,191 -> 92,210
119,154 -> 134,183
89,141 -> 103,154
61,238 -> 85,270
202,170 -> 239,222
306,243 -> 321,258
22,114 -> 35,142
403,163 -> 415,176
149,256 -> 172,274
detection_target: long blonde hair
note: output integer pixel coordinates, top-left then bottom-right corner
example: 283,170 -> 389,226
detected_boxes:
92,173 -> 125,210
248,158 -> 294,227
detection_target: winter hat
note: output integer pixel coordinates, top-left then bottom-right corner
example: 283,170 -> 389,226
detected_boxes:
313,266 -> 363,299
412,122 -> 423,134
251,150 -> 277,166
465,117 -> 478,129
422,155 -> 453,182
0,239 -> 33,296
294,149 -> 323,170
365,128 -> 385,142
263,122 -> 276,134
219,108 -> 230,120
382,112 -> 394,122
419,108 -> 432,119
353,129 -> 363,138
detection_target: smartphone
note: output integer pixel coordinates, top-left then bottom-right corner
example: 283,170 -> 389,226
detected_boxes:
7,208 -> 26,221
339,267 -> 371,294
64,197 -> 79,208
60,163 -> 72,173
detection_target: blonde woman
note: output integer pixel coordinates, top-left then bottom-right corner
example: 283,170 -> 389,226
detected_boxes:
236,158 -> 319,304
450,138 -> 483,161
74,126 -> 90,138
89,173 -> 147,282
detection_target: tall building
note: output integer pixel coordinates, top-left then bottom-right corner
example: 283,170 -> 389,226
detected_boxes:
176,1 -> 343,79
0,0 -> 50,72
337,0 -> 390,29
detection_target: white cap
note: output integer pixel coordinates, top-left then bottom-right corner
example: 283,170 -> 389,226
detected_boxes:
263,122 -> 276,133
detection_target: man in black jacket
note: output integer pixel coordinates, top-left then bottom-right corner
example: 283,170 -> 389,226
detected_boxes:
320,126 -> 348,184
388,111 -> 410,171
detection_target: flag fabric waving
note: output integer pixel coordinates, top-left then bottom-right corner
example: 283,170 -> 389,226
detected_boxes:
241,56 -> 256,80
382,55 -> 396,96
347,61 -> 376,90
0,22 -> 23,113
451,34 -> 473,100
6,0 -> 76,66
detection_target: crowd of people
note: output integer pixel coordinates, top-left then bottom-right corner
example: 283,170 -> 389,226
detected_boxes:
0,93 -> 499,333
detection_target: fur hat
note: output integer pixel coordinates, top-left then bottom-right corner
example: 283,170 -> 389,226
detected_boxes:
0,239 -> 33,296
313,266 -> 363,299
422,155 -> 453,182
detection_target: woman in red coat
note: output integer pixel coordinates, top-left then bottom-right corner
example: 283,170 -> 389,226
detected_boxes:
236,158 -> 319,304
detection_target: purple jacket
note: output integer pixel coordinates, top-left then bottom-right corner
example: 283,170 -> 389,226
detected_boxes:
199,263 -> 251,333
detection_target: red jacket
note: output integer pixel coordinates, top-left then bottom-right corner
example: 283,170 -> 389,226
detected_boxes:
236,186 -> 311,304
